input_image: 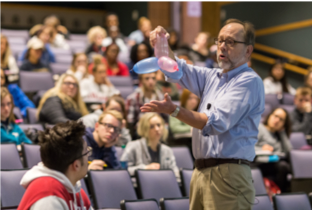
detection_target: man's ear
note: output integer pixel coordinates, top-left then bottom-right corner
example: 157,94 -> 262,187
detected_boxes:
69,159 -> 80,172
246,45 -> 253,58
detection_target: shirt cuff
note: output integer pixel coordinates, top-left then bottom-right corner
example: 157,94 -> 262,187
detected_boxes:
165,56 -> 186,83
201,108 -> 215,136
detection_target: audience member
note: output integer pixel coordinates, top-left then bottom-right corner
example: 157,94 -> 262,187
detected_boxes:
80,95 -> 131,146
126,72 -> 166,139
263,60 -> 296,95
43,15 -> 70,49
255,108 -> 292,192
18,121 -> 92,210
169,89 -> 199,135
176,50 -> 194,65
290,87 -> 312,135
305,67 -> 312,90
19,26 -> 56,66
1,69 -> 35,118
67,53 -> 89,81
80,56 -> 120,102
37,73 -> 89,124
0,34 -> 19,81
102,26 -> 128,53
85,26 -> 107,57
205,44 -> 219,68
128,17 -> 152,46
121,113 -> 180,181
1,87 -> 32,145
189,32 -> 210,63
156,70 -> 179,100
167,28 -> 180,51
20,37 -> 51,72
84,110 -> 122,170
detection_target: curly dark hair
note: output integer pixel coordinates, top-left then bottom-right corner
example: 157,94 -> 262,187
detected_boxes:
38,120 -> 86,174
130,41 -> 153,64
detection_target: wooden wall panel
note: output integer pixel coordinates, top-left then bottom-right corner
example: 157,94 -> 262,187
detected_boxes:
148,2 -> 171,29
181,2 -> 201,45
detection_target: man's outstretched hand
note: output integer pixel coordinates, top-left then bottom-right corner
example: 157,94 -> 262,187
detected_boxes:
140,93 -> 176,115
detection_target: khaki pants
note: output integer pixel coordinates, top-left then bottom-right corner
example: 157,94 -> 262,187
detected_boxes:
189,163 -> 255,210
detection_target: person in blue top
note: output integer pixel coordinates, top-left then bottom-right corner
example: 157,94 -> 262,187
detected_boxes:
1,68 -> 35,118
1,87 -> 32,145
141,19 -> 265,210
83,110 -> 123,170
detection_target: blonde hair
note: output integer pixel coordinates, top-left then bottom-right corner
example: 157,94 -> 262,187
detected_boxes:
137,113 -> 168,142
37,73 -> 89,119
87,26 -> 107,43
1,34 -> 12,69
98,110 -> 123,127
295,87 -> 312,98
1,87 -> 15,123
138,17 -> 151,28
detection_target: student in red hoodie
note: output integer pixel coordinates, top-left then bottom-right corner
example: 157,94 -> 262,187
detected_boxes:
18,120 -> 93,210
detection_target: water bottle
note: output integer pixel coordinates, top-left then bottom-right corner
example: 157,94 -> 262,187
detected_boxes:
120,144 -> 128,170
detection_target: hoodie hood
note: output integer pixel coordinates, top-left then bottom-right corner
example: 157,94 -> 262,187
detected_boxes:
20,162 -> 81,194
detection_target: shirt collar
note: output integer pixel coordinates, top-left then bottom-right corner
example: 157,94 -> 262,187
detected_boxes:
217,63 -> 249,81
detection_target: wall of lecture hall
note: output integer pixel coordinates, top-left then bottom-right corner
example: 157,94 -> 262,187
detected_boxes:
221,2 -> 312,88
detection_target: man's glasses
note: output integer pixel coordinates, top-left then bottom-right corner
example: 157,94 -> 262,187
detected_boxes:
99,122 -> 121,134
69,146 -> 93,164
63,82 -> 78,88
214,38 -> 247,47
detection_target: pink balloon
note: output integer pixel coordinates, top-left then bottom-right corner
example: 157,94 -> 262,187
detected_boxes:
157,56 -> 179,73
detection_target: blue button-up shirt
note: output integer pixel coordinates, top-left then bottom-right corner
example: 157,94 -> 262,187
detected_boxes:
167,58 -> 265,161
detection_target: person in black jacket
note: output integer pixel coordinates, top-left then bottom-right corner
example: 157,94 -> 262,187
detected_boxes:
37,73 -> 89,124
290,87 -> 312,135
83,110 -> 123,170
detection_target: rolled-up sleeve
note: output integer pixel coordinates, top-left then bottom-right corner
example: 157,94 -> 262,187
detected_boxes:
201,76 -> 261,136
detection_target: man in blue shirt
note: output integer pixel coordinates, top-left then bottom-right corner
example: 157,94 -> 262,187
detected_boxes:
141,19 -> 265,210
83,110 -> 123,170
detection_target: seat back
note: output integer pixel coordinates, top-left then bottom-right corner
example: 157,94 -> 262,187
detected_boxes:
265,94 -> 280,109
136,170 -> 182,201
88,170 -> 137,209
282,93 -> 295,105
55,54 -> 73,65
27,108 -> 38,124
19,71 -> 54,93
160,197 -> 189,210
1,144 -> 23,170
108,76 -> 133,87
1,170 -> 28,208
13,107 -> 23,120
50,63 -> 70,75
262,104 -> 272,119
251,168 -> 267,195
273,193 -> 312,210
279,104 -> 295,114
290,150 -> 312,178
120,199 -> 159,210
118,86 -> 134,99
289,132 -> 308,150
19,124 -> 44,132
180,169 -> 193,196
252,195 -> 273,210
22,144 -> 41,168
171,147 -> 193,169
80,178 -> 90,200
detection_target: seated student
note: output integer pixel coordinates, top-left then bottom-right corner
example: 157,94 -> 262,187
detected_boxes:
120,113 -> 180,181
305,68 -> 312,90
66,53 -> 89,81
255,107 -> 292,192
290,87 -> 312,135
18,121 -> 92,210
37,73 -> 89,124
128,17 -> 152,46
1,87 -> 32,145
156,70 -> 180,101
80,57 -> 120,102
263,60 -> 296,95
80,95 -> 131,146
126,72 -> 167,140
20,37 -> 51,72
169,89 -> 199,135
102,26 -> 128,54
1,69 -> 35,118
19,25 -> 56,66
83,110 -> 122,170
189,32 -> 210,63
1,34 -> 19,77
85,26 -> 107,58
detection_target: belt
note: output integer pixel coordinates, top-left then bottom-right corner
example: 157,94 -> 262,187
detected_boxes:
195,158 -> 251,170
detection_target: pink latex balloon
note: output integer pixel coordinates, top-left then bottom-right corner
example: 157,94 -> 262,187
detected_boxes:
158,56 -> 179,73
154,34 -> 169,58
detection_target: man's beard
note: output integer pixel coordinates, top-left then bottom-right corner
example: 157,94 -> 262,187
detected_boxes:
217,57 -> 235,71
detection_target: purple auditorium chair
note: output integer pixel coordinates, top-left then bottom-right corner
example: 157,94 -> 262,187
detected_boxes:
7,37 -> 26,45
262,104 -> 272,120
282,93 -> 295,105
290,150 -> 312,178
118,87 -> 134,99
118,51 -> 130,64
265,94 -> 280,110
19,124 -> 44,132
10,45 -> 26,59
80,178 -> 90,200
19,71 -> 54,93
273,193 -> 312,210
26,108 -> 38,124
160,197 -> 189,210
50,47 -> 71,55
55,54 -> 73,65
115,146 -> 124,162
180,169 -> 193,196
251,168 -> 267,195
171,146 -> 194,169
1,29 -> 29,39
1,143 -> 24,170
13,107 -> 23,120
87,170 -> 137,209
279,104 -> 295,114
67,40 -> 87,52
135,170 -> 182,202
70,34 -> 88,42
120,199 -> 159,210
252,195 -> 273,210
289,132 -> 308,150
21,144 -> 41,168
0,170 -> 28,209
50,63 -> 70,75
108,76 -> 133,87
